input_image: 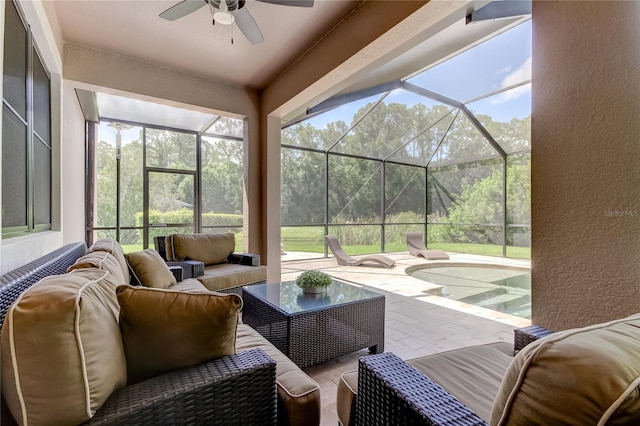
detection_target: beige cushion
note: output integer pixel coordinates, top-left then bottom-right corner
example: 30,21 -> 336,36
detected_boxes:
198,264 -> 267,291
117,285 -> 242,384
89,238 -> 130,284
236,324 -> 320,426
68,249 -> 128,285
491,314 -> 640,426
1,269 -> 127,426
337,371 -> 358,426
165,233 -> 235,266
125,249 -> 176,289
171,278 -> 209,292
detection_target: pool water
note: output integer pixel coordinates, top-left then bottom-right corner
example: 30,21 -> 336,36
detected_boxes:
410,265 -> 531,318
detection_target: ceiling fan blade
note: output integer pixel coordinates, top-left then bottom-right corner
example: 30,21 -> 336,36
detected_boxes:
234,7 -> 264,44
256,0 -> 314,7
160,0 -> 207,21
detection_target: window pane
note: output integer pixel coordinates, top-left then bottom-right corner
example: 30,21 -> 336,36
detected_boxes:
95,132 -> 117,227
466,85 -> 531,154
146,128 -> 196,170
2,105 -> 28,228
3,0 -> 27,120
386,108 -> 455,166
201,136 -> 243,226
332,90 -> 454,160
281,148 -> 325,225
119,229 -> 143,253
282,94 -> 381,151
119,126 -> 143,227
34,137 -> 51,226
407,21 -> 532,102
148,171 -> 194,224
430,112 -> 500,167
328,156 -> 382,223
385,163 -> 426,222
32,48 -> 51,144
327,225 -> 381,255
281,226 -> 325,254
205,116 -> 243,138
384,224 -> 425,253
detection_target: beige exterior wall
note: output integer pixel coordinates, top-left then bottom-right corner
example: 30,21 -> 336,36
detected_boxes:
531,1 -> 640,330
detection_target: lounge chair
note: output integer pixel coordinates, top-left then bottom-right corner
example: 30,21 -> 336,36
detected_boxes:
324,235 -> 395,268
405,232 -> 450,260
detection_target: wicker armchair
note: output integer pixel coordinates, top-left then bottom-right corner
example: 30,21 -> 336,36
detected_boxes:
353,326 -> 553,426
0,243 -> 278,426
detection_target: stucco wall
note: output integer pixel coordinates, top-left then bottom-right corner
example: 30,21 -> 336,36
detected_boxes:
61,81 -> 86,244
531,1 -> 640,330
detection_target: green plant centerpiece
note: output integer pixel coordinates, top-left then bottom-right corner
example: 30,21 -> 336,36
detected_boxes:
296,270 -> 332,294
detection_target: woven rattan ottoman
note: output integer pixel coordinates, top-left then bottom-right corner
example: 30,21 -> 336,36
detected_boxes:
242,280 -> 385,368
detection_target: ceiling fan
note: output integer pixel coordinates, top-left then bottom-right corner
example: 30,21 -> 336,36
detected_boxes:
160,0 -> 314,45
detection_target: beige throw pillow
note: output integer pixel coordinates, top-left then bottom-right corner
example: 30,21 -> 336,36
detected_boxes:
116,285 -> 242,384
1,269 -> 127,426
125,249 -> 176,289
491,313 -> 640,426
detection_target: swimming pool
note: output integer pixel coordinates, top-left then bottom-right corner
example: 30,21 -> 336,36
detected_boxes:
408,263 -> 531,318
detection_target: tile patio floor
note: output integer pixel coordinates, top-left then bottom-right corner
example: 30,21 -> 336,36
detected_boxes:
279,250 -> 531,425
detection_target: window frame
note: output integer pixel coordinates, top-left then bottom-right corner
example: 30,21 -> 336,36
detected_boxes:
2,0 -> 52,239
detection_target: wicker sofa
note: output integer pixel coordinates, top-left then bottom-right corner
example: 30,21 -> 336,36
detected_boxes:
154,233 -> 267,291
337,317 -> 640,425
0,240 -> 320,426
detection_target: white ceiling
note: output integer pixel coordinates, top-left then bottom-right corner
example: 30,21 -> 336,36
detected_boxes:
54,0 -> 362,90
55,0 -> 527,126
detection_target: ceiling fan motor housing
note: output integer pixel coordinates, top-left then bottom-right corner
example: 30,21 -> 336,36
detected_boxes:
208,0 -> 246,12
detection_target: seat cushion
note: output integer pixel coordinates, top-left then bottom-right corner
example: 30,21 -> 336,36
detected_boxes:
491,314 -> 640,426
125,249 -> 177,289
165,233 -> 235,266
1,269 -> 127,426
197,264 -> 267,291
236,324 -> 320,426
407,341 -> 513,422
171,277 -> 210,292
337,370 -> 358,426
117,285 -> 243,385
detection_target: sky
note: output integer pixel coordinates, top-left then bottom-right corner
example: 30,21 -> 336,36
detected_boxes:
303,19 -> 532,130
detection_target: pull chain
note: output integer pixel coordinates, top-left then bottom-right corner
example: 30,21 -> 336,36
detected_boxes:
231,24 -> 234,45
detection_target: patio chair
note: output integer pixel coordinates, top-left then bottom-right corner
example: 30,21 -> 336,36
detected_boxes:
324,235 -> 395,268
405,232 -> 450,260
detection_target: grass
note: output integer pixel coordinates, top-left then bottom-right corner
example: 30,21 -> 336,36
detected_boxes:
120,227 -> 531,260
281,227 -> 531,259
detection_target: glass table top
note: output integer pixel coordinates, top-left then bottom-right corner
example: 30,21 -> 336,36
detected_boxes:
243,280 -> 383,315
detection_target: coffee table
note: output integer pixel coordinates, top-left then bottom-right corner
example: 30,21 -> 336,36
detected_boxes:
242,280 -> 385,368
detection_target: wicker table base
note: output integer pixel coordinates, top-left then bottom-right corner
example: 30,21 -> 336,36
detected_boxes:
242,281 -> 385,368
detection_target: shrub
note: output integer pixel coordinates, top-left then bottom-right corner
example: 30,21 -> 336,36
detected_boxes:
295,270 -> 332,289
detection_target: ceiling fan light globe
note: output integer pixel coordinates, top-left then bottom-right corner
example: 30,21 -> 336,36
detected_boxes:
214,11 -> 235,25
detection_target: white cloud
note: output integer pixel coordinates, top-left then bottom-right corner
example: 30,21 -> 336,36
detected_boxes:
497,65 -> 513,75
491,57 -> 532,104
502,57 -> 532,88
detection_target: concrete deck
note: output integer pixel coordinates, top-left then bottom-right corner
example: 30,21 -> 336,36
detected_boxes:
279,251 -> 531,425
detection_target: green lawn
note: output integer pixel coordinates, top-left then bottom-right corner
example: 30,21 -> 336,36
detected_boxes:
121,227 -> 531,260
281,227 -> 530,260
